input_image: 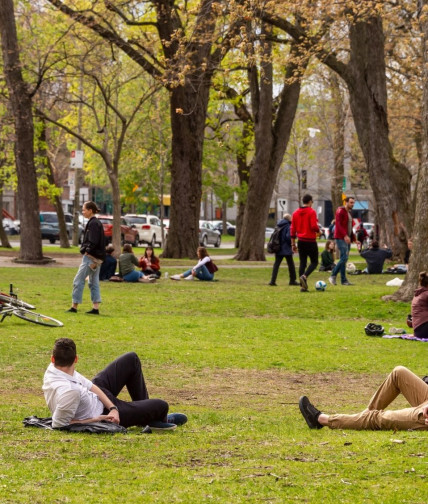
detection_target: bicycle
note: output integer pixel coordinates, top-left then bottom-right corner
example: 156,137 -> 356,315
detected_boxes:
0,284 -> 63,327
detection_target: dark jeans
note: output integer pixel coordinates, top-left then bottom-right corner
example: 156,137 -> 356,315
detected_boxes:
270,254 -> 296,284
297,241 -> 319,278
92,352 -> 168,428
414,321 -> 428,339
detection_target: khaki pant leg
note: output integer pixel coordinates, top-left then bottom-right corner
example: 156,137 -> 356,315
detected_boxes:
368,366 -> 428,410
328,403 -> 428,431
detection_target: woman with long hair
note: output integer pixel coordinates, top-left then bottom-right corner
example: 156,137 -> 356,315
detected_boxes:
170,246 -> 216,281
139,246 -> 161,279
119,244 -> 155,283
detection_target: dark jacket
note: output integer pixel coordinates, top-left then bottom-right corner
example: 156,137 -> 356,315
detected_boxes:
99,254 -> 117,281
80,217 -> 106,260
411,287 -> 428,330
360,247 -> 392,274
276,219 -> 292,256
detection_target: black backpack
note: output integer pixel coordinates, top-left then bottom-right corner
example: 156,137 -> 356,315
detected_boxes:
267,225 -> 285,254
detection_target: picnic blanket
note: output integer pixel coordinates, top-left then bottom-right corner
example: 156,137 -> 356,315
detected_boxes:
23,415 -> 127,434
382,334 -> 428,342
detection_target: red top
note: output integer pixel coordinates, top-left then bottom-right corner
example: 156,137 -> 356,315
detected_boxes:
412,287 -> 428,330
138,256 -> 160,271
290,206 -> 319,242
334,206 -> 355,241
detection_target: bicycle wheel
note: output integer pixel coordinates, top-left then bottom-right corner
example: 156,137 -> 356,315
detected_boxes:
0,293 -> 35,310
13,309 -> 63,327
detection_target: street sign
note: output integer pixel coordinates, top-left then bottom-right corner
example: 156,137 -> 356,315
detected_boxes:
277,198 -> 288,214
342,176 -> 347,191
70,150 -> 84,169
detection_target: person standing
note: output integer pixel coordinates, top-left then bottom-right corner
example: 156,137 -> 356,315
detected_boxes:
67,201 -> 105,315
291,194 -> 320,292
269,213 -> 298,286
329,196 -> 355,287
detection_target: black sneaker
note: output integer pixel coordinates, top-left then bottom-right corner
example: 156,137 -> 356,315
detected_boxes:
147,421 -> 177,431
341,281 -> 353,286
289,281 -> 300,286
299,275 -> 308,290
86,308 -> 99,315
299,396 -> 323,429
67,307 -> 77,313
268,282 -> 277,286
167,413 -> 188,426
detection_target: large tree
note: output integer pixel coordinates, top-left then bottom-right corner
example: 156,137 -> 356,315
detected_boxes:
47,0 -> 242,258
0,0 -> 43,262
261,1 -> 414,259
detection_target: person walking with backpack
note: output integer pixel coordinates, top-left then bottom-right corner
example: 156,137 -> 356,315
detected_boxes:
291,194 -> 320,292
269,213 -> 298,286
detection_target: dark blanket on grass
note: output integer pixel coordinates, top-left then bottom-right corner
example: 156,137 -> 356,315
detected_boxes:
23,416 -> 127,434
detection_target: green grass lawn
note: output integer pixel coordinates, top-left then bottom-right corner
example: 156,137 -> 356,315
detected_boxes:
0,260 -> 426,503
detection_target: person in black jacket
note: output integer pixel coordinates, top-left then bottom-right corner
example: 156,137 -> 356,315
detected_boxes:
269,213 -> 298,286
99,244 -> 117,281
360,240 -> 392,274
68,201 -> 105,315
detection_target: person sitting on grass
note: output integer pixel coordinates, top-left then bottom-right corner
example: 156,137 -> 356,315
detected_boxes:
139,246 -> 161,279
99,244 -> 117,281
43,338 -> 187,431
119,244 -> 155,283
319,240 -> 336,272
171,246 -> 216,281
410,271 -> 428,339
299,366 -> 428,431
360,240 -> 392,274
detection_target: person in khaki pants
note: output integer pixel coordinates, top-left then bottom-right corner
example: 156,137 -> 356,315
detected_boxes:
299,366 -> 428,430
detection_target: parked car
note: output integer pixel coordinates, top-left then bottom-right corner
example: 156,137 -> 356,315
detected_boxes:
39,212 -> 84,244
199,220 -> 221,247
98,215 -> 139,246
211,220 -> 236,236
124,214 -> 165,246
2,217 -> 20,235
353,222 -> 375,237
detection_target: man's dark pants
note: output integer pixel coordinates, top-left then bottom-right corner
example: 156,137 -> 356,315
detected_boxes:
271,254 -> 297,284
92,352 -> 168,427
297,241 -> 319,278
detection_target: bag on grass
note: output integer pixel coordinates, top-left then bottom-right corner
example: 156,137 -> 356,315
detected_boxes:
206,259 -> 218,274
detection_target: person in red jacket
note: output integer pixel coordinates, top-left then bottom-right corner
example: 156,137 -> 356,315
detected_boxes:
329,196 -> 355,286
291,194 -> 320,292
139,246 -> 161,279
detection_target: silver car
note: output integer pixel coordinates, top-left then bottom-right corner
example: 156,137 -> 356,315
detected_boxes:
199,220 -> 221,247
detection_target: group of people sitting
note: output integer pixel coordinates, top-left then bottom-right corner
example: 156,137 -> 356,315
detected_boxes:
99,244 -> 217,283
99,244 -> 161,283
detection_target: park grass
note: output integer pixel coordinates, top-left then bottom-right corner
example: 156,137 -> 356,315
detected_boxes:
0,263 -> 427,503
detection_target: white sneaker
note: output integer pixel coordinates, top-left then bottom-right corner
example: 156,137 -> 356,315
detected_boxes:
170,274 -> 181,281
184,275 -> 194,280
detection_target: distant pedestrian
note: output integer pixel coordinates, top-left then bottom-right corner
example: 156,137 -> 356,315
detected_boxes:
67,201 -> 105,315
269,213 -> 298,286
329,196 -> 355,287
291,194 -> 320,292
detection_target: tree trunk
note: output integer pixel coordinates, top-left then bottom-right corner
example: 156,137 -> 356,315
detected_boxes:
384,1 -> 428,302
345,16 -> 412,257
0,0 -> 43,262
236,32 -> 306,260
329,72 -> 346,212
37,114 -> 70,248
163,80 -> 209,259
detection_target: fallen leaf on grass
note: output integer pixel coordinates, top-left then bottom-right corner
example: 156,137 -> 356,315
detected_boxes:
391,439 -> 405,444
